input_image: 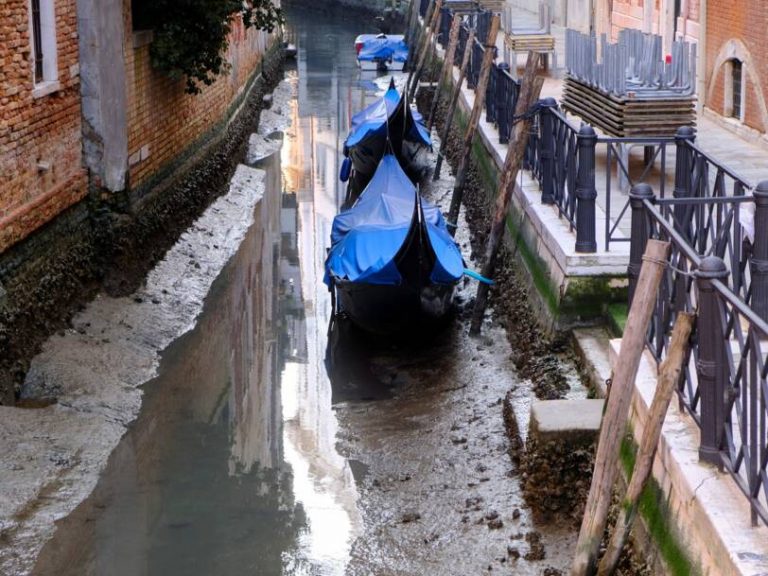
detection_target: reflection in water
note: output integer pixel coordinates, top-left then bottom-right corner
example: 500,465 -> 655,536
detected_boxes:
31,3 -> 393,574
32,153 -> 306,576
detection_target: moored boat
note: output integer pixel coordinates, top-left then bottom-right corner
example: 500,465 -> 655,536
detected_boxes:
341,79 -> 431,205
355,34 -> 408,71
325,154 -> 464,335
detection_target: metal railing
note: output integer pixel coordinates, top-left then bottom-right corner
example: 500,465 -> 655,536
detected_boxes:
486,63 -> 520,144
525,101 -> 598,252
628,186 -> 768,527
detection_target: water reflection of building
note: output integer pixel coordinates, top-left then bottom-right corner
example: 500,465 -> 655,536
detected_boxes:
31,155 -> 304,576
279,58 -> 363,571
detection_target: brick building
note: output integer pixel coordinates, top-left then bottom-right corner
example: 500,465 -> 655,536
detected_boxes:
0,0 -> 278,254
704,0 -> 768,138
609,0 -> 700,45
0,0 -> 88,253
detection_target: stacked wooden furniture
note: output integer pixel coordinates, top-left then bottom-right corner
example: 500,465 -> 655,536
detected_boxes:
503,2 -> 556,70
562,29 -> 696,137
561,77 -> 696,137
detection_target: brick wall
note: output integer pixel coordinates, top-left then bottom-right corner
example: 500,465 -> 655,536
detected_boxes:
609,0 -> 699,43
706,0 -> 768,133
0,0 -> 87,253
125,5 -> 274,189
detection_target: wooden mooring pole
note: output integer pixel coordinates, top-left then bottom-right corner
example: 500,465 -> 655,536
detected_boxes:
444,14 -> 501,231
467,52 -> 542,335
570,239 -> 671,576
407,0 -> 443,101
596,311 -> 694,576
405,0 -> 421,45
427,15 -> 461,131
433,26 -> 475,181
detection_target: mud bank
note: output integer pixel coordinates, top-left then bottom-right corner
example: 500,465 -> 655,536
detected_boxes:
0,46 -> 284,404
0,79 -> 295,576
418,80 -> 652,576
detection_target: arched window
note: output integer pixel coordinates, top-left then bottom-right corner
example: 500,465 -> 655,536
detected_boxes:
725,58 -> 744,120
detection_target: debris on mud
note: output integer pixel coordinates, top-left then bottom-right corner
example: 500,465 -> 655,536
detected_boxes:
420,91 -> 571,404
521,435 -> 595,523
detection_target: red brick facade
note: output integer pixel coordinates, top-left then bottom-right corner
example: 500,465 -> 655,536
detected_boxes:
125,7 -> 274,188
705,0 -> 768,134
0,0 -> 87,253
609,0 -> 700,43
0,1 -> 276,253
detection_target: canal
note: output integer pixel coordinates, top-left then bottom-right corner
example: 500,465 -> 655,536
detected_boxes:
29,2 -> 576,574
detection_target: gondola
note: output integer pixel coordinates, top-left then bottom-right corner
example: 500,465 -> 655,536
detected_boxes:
340,79 -> 431,206
354,34 -> 408,71
325,153 -> 464,335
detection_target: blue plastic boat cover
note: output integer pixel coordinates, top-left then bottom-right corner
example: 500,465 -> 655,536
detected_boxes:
358,35 -> 409,63
344,82 -> 431,150
324,155 -> 464,286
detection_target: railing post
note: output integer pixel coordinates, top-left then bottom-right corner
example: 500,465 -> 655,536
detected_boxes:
628,183 -> 655,305
672,126 -> 695,239
695,255 -> 729,466
575,124 -> 598,253
751,181 -> 768,322
539,97 -> 558,205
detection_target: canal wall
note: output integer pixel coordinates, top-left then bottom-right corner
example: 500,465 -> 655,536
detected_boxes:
444,86 -> 627,334
0,37 -> 284,404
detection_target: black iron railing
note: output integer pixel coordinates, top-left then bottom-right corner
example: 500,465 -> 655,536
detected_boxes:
525,101 -> 598,252
629,187 -> 768,527
486,63 -> 519,144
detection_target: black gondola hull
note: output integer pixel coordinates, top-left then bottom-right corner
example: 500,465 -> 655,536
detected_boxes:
333,279 -> 455,335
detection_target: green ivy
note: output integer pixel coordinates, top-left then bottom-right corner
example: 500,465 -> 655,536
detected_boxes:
134,0 -> 283,94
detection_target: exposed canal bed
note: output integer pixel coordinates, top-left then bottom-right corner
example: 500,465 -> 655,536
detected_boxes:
1,2 -> 590,574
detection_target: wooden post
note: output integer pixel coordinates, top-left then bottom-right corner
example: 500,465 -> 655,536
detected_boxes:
408,0 -> 444,101
427,15 -> 461,131
444,14 -> 501,230
433,26 -> 475,181
407,0 -> 434,82
405,0 -> 421,45
467,52 -> 543,334
596,311 -> 695,576
570,239 -> 671,576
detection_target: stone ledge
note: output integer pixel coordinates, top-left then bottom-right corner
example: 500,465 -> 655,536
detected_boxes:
609,339 -> 768,576
530,399 -> 603,443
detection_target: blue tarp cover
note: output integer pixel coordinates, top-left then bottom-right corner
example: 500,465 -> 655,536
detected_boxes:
358,35 -> 409,63
324,155 -> 463,286
344,83 -> 431,150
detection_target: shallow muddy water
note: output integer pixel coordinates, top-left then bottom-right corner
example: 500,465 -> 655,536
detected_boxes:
28,3 -> 578,574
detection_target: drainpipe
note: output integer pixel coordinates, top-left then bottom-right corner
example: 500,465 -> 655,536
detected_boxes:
642,0 -> 653,33
679,0 -> 689,40
696,0 -> 707,113
661,0 -> 675,56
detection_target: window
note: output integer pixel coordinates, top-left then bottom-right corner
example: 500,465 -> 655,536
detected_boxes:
29,0 -> 58,86
724,58 -> 744,121
731,59 -> 743,119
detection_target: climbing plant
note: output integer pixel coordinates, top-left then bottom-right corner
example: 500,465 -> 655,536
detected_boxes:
133,0 -> 283,94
